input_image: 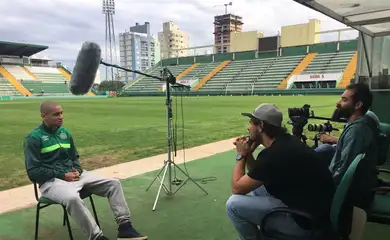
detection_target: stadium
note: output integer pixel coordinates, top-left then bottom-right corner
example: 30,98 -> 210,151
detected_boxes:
0,0 -> 390,239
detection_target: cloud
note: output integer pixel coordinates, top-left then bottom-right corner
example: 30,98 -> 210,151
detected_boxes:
0,0 -> 357,72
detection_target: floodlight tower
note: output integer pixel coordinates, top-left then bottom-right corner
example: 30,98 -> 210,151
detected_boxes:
102,0 -> 119,82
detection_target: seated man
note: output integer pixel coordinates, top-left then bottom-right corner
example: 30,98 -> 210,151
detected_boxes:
24,101 -> 147,240
226,103 -> 336,240
321,83 -> 379,210
315,109 -> 380,163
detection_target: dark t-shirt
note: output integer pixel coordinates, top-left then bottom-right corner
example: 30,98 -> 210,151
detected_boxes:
248,133 -> 336,225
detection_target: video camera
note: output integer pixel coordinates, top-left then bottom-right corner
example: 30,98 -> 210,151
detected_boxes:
287,104 -> 344,147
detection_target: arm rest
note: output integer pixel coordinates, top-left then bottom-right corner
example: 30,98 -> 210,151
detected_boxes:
372,186 -> 390,194
378,169 -> 390,174
260,207 -> 317,239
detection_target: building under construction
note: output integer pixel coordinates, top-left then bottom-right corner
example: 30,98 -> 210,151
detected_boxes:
213,14 -> 243,53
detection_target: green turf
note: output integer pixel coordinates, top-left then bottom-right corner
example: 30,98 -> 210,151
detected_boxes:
0,150 -> 388,239
0,96 -> 342,190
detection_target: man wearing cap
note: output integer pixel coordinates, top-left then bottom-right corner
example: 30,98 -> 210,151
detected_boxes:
226,103 -> 336,240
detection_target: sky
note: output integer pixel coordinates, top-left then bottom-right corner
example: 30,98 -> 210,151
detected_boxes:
0,0 -> 358,71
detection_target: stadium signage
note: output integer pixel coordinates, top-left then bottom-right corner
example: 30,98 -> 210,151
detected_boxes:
161,79 -> 198,91
287,72 -> 343,88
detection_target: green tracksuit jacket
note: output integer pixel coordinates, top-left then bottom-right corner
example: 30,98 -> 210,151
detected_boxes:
23,123 -> 83,185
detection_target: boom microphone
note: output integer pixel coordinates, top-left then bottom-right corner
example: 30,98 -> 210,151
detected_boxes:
69,41 -> 102,95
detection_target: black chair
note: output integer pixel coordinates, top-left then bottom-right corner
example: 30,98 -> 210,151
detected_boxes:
33,182 -> 100,240
260,154 -> 367,240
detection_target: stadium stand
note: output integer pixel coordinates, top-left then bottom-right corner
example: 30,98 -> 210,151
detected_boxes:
126,64 -> 193,92
302,51 -> 355,74
2,64 -> 35,81
0,75 -> 21,96
122,40 -> 358,96
25,66 -> 67,83
0,41 -> 95,97
293,51 -> 356,89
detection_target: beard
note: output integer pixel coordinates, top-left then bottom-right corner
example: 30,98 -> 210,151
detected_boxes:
334,107 -> 355,120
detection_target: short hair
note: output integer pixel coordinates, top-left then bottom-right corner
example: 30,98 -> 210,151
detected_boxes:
40,101 -> 58,114
346,83 -> 373,114
251,118 -> 287,139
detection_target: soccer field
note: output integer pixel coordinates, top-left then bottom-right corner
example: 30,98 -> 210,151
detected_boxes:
0,95 -> 341,191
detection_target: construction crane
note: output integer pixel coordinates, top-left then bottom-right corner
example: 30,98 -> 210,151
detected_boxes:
213,2 -> 232,14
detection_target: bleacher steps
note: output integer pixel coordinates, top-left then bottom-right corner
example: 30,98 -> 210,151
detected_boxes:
156,63 -> 199,91
0,65 -> 32,96
193,61 -> 231,91
57,68 -> 71,80
23,67 -> 38,80
56,67 -> 95,96
337,52 -> 357,88
277,53 -> 317,89
176,63 -> 199,80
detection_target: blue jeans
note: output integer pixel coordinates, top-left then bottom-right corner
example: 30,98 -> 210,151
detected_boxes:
315,143 -> 336,165
226,186 -> 311,240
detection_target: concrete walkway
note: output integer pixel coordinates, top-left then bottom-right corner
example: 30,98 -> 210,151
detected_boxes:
0,138 -> 236,214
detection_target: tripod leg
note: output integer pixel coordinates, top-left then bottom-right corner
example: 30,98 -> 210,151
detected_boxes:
171,162 -> 208,195
145,164 -> 166,192
152,162 -> 170,211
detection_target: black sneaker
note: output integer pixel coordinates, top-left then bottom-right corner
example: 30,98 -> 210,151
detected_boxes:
117,222 -> 148,240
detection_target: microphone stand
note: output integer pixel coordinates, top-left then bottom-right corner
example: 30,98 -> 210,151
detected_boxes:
100,60 -> 208,211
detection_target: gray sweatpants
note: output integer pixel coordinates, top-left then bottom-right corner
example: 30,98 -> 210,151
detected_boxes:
40,170 -> 131,240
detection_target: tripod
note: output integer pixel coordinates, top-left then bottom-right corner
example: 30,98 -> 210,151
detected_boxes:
145,73 -> 208,211
99,61 -> 208,210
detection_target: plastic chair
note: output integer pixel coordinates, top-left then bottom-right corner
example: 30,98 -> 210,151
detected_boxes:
33,182 -> 100,240
366,122 -> 390,226
260,153 -> 366,240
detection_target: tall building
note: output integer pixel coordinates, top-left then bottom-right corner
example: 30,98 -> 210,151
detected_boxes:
158,21 -> 189,59
119,22 -> 160,82
213,14 -> 243,53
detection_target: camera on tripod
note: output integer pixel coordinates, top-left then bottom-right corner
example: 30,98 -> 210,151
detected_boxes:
287,104 -> 343,148
308,122 -> 337,133
287,104 -> 312,145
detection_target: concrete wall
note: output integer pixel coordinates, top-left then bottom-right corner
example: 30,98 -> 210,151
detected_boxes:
281,19 -> 320,47
230,30 -> 264,52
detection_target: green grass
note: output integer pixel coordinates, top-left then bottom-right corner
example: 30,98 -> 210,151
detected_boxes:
0,95 -> 342,190
0,150 -> 388,240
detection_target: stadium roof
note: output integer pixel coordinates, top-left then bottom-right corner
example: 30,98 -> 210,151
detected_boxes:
294,0 -> 390,37
0,41 -> 48,57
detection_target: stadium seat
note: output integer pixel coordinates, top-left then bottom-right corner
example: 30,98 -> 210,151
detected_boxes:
366,122 -> 390,226
32,182 -> 100,240
260,154 -> 366,240
0,77 -> 22,96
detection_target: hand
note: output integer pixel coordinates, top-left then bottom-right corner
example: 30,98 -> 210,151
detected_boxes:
234,136 -> 260,154
64,170 -> 80,182
234,136 -> 251,156
318,133 -> 338,144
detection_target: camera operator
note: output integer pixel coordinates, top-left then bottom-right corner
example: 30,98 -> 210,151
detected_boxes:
226,103 -> 336,240
315,110 -> 380,162
317,83 -> 379,211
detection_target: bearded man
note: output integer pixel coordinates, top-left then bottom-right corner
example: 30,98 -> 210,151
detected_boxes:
326,83 -> 379,211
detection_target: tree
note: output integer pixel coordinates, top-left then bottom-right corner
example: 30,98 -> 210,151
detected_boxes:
98,80 -> 125,91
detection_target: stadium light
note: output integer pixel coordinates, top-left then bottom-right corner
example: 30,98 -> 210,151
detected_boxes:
102,0 -> 118,82
102,0 -> 115,15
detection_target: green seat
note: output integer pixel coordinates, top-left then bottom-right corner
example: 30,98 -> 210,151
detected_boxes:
33,182 -> 100,240
260,153 -> 366,240
380,123 -> 390,135
371,195 -> 390,215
